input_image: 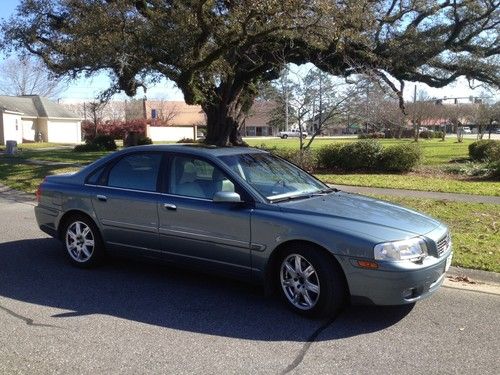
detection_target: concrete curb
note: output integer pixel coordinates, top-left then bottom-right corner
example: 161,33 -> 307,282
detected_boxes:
447,266 -> 500,286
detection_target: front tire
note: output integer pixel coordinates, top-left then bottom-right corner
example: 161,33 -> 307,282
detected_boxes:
62,215 -> 104,268
277,244 -> 347,318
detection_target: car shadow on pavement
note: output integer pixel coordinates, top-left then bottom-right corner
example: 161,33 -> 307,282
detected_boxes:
0,238 -> 413,342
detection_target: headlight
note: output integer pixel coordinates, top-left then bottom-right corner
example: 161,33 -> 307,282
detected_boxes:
374,238 -> 428,261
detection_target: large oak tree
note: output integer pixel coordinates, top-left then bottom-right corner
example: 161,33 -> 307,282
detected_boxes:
2,0 -> 498,145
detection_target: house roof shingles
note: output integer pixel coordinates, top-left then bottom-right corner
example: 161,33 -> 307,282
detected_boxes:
0,95 -> 80,119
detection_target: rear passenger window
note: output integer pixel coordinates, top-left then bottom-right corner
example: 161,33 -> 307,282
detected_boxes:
87,165 -> 106,185
107,153 -> 162,192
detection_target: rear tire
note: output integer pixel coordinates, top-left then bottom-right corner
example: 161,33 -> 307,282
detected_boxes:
282,134 -> 288,139
61,214 -> 105,268
276,244 -> 347,318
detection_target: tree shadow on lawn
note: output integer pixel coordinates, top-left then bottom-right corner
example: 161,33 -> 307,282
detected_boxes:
0,238 -> 413,342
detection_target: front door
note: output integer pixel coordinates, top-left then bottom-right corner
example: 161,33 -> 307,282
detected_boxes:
157,155 -> 252,277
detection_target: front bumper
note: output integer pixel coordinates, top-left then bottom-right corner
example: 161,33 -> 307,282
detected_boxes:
343,250 -> 452,306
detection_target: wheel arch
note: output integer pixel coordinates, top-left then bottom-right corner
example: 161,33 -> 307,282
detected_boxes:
57,210 -> 100,240
263,239 -> 349,296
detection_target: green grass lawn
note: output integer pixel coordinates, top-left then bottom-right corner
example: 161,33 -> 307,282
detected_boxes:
1,149 -> 109,165
0,161 -> 79,193
371,195 -> 500,273
246,137 -> 473,166
0,142 -> 74,151
317,173 -> 500,196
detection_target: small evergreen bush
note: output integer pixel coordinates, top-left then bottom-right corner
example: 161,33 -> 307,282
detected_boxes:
316,143 -> 344,170
469,140 -> 500,162
338,140 -> 383,171
379,143 -> 422,172
137,136 -> 153,145
73,135 -> 117,152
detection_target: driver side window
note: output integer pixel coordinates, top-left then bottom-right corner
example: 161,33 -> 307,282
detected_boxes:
169,156 -> 235,199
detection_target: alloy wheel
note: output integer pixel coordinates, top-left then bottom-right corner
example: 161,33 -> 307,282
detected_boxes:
280,253 -> 321,310
65,221 -> 95,263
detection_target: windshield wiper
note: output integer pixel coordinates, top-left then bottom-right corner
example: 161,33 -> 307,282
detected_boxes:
269,190 -> 336,203
269,194 -> 313,203
318,187 -> 339,194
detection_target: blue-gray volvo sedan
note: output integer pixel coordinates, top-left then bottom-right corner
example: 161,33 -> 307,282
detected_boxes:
35,144 -> 453,317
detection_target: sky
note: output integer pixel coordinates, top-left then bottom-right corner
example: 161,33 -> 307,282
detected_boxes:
0,0 -> 496,103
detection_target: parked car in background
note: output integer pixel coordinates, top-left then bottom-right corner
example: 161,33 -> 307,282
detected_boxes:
35,145 -> 452,318
277,130 -> 308,139
461,126 -> 472,134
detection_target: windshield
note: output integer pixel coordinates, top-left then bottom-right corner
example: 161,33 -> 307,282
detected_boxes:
219,152 -> 328,201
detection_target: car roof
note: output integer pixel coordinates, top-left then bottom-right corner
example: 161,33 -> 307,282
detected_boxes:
118,144 -> 269,157
73,143 -> 270,184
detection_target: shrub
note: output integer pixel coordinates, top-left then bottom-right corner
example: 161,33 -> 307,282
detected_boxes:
316,143 -> 344,170
379,143 -> 422,172
92,135 -> 117,151
358,132 -> 384,139
419,130 -> 433,139
489,161 -> 500,179
137,136 -> 153,145
266,147 -> 317,172
469,140 -> 500,162
401,128 -> 416,139
73,135 -> 117,152
73,143 -> 100,152
337,140 -> 383,171
82,119 -> 148,141
433,131 -> 445,139
177,138 -> 195,143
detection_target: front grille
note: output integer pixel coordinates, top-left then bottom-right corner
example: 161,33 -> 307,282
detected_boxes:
437,233 -> 451,256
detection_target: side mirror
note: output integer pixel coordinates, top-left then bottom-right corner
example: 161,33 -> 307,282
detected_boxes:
213,191 -> 242,203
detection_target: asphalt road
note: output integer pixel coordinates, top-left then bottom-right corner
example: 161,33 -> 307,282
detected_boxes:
0,195 -> 499,374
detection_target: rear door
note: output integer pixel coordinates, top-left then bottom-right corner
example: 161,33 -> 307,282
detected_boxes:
89,152 -> 163,252
157,154 -> 252,277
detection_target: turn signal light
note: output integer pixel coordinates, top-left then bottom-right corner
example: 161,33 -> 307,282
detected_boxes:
35,178 -> 46,202
357,260 -> 379,269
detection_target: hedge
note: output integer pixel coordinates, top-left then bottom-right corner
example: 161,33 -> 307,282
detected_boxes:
316,140 -> 421,172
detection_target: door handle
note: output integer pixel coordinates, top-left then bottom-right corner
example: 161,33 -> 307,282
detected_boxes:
96,194 -> 107,202
163,203 -> 177,211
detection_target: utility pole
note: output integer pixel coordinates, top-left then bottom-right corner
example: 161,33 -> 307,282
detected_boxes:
413,84 -> 418,141
284,66 -> 289,132
318,71 -> 323,135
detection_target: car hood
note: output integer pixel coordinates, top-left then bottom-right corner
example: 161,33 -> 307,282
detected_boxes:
276,191 -> 441,239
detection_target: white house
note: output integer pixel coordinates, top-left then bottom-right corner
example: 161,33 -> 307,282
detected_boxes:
0,95 -> 82,145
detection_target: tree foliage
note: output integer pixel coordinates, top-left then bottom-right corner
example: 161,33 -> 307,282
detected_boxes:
2,0 -> 498,145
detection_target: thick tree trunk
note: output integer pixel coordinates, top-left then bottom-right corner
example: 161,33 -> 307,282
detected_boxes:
202,82 -> 251,146
203,102 -> 247,146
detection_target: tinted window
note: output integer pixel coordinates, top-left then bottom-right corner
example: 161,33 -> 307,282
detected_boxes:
87,165 -> 106,185
108,153 -> 162,192
169,156 -> 235,199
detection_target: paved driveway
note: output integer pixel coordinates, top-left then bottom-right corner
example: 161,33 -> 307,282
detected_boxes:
0,196 -> 499,374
